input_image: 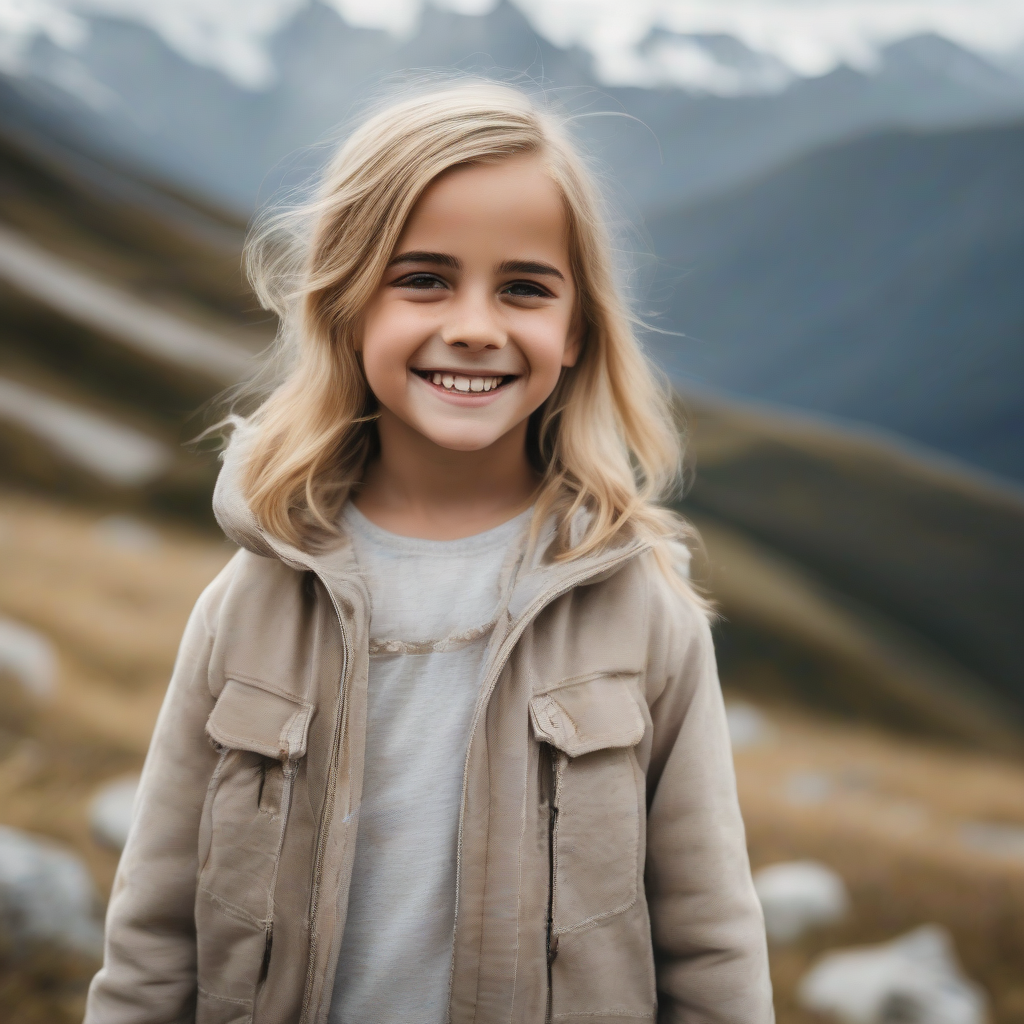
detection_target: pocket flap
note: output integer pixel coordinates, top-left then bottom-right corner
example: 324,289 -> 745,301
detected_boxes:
206,677 -> 313,760
529,675 -> 644,757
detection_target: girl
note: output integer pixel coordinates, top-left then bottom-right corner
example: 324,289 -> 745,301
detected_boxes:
86,84 -> 773,1024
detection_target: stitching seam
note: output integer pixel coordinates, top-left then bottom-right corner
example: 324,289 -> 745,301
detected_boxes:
197,984 -> 253,1009
199,886 -> 267,929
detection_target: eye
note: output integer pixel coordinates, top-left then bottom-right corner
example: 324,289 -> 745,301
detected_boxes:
501,280 -> 551,299
395,272 -> 448,290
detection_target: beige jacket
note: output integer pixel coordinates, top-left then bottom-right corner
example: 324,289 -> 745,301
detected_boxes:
85,436 -> 773,1024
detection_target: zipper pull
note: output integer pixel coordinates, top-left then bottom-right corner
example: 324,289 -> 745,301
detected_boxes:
259,925 -> 273,982
547,933 -> 559,965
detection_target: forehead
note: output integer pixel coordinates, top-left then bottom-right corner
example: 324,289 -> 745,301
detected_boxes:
397,154 -> 568,256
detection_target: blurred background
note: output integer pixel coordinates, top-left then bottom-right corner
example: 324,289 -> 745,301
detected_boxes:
0,0 -> 1021,1020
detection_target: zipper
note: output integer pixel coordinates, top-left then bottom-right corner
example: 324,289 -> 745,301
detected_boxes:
254,756 -> 298,1013
545,743 -> 560,1023
299,580 -> 352,1024
270,536 -> 643,1020
446,542 -> 646,1015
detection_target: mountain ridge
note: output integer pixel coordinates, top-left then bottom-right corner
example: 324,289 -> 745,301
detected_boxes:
1,2 -> 1022,215
647,117 -> 1024,482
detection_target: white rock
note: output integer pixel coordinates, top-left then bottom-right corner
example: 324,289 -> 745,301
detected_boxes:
786,770 -> 832,805
94,514 -> 161,551
754,860 -> 848,942
960,821 -> 1024,861
0,825 -> 103,956
0,616 -> 56,699
725,701 -> 772,749
90,775 -> 140,851
798,925 -> 987,1024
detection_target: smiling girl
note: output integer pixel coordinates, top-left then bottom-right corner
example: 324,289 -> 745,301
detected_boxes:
86,84 -> 773,1024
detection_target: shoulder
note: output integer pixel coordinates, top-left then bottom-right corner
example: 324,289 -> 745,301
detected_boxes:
615,546 -> 713,639
621,549 -> 717,703
193,547 -> 311,640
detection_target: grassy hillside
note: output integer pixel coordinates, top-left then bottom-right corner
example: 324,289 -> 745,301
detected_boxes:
679,394 -> 1024,729
0,116 -> 269,524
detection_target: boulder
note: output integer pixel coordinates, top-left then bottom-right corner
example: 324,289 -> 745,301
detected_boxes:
785,770 -> 832,805
725,701 -> 772,750
94,514 -> 161,551
90,775 -> 140,852
959,821 -> 1024,861
0,616 -> 55,699
0,825 -> 102,957
754,859 -> 848,942
798,924 -> 987,1024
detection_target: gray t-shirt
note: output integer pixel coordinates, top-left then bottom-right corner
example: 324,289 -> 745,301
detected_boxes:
328,504 -> 531,1024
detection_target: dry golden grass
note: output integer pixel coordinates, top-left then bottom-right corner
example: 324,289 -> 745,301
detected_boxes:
0,490 -> 232,1021
0,492 -> 232,885
735,697 -> 1024,1023
1,489 -> 1022,1021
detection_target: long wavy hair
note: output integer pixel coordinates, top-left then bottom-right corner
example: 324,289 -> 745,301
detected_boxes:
237,81 -> 704,599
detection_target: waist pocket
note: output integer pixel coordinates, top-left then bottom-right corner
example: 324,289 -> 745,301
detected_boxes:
530,673 -> 645,937
195,677 -> 312,1020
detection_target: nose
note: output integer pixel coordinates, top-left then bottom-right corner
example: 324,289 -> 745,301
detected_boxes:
441,288 -> 507,352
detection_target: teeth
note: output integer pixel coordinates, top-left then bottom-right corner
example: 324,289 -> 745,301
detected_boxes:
427,373 -> 506,392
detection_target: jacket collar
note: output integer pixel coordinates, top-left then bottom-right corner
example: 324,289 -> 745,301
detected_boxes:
212,420 -> 649,622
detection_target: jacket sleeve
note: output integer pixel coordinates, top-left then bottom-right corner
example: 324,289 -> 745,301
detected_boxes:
643,571 -> 774,1024
85,564 -> 234,1024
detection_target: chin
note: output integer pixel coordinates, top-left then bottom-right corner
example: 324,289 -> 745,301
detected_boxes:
425,428 -> 505,453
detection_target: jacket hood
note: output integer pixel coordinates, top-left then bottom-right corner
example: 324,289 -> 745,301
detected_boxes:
212,419 -> 282,560
212,417 -> 650,588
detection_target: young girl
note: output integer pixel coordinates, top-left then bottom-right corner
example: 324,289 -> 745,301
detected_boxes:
86,84 -> 773,1024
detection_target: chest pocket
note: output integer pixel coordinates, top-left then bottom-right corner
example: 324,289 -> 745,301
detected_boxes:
195,677 -> 312,1020
530,674 -> 645,936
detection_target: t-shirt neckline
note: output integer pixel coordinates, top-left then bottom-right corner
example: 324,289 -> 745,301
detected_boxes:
342,502 -> 534,555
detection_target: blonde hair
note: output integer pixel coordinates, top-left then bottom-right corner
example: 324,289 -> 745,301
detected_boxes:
239,81 -> 703,595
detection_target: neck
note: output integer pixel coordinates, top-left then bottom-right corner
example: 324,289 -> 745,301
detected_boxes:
353,408 -> 539,539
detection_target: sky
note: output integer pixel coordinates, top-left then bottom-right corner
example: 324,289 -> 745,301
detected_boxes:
0,0 -> 1023,91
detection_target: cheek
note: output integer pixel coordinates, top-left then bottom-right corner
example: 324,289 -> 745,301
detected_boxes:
358,305 -> 418,392
523,318 -> 576,386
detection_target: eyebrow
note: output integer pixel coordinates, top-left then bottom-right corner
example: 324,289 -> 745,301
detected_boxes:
388,250 -> 461,270
496,259 -> 565,281
388,251 -> 565,281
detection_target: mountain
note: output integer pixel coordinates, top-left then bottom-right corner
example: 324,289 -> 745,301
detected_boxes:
646,119 -> 1024,483
1,2 -> 1020,486
3,3 -> 1023,216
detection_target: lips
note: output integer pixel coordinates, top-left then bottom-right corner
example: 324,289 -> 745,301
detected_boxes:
412,369 -> 516,394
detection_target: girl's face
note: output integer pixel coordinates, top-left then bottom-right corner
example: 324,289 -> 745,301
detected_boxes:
358,154 -> 580,454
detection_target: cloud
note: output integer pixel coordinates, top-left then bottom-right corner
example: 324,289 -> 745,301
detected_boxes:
0,0 -> 306,86
512,0 -> 1024,88
0,0 -> 1022,92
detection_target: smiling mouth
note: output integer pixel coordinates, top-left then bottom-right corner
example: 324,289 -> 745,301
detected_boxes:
412,369 -> 517,394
